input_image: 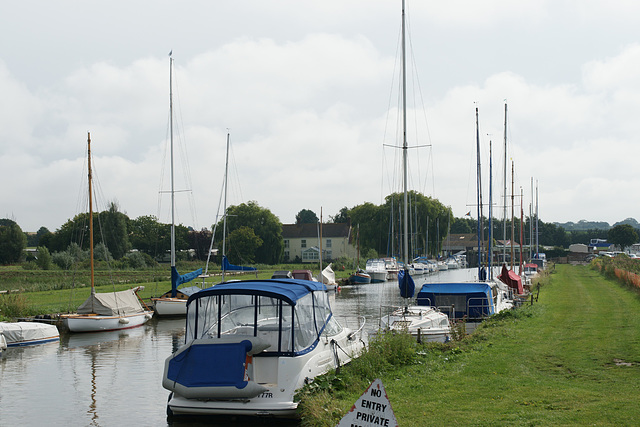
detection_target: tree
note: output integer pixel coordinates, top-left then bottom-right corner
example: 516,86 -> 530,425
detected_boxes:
98,201 -> 131,259
189,228 -> 213,261
215,201 -> 283,264
130,215 -> 162,256
329,207 -> 349,224
608,224 -> 639,251
295,209 -> 319,224
0,219 -> 27,264
226,226 -> 263,264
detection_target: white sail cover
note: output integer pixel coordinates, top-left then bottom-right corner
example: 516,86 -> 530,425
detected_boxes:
0,322 -> 59,345
77,288 -> 146,316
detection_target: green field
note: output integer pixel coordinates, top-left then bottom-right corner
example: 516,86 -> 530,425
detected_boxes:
298,265 -> 640,426
0,263 -> 350,318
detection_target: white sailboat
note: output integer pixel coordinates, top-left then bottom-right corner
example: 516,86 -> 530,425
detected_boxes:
62,133 -> 153,332
379,0 -> 451,343
152,54 -> 202,316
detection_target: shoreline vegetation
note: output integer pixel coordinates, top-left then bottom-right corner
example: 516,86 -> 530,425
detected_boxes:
297,263 -> 640,426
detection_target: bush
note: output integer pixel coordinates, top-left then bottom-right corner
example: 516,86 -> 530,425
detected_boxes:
36,246 -> 52,270
52,251 -> 75,270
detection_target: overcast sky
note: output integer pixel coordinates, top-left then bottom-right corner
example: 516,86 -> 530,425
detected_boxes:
2,1 -> 639,232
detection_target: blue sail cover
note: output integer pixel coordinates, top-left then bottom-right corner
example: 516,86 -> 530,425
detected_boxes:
398,269 -> 415,298
222,255 -> 257,272
171,266 -> 203,297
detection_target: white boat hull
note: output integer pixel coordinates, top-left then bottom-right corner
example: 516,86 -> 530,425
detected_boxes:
380,306 -> 451,343
0,322 -> 60,346
63,311 -> 152,332
166,327 -> 363,418
153,298 -> 187,316
367,271 -> 387,283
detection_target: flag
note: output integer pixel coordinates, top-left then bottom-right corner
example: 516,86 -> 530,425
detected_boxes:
465,211 -> 471,216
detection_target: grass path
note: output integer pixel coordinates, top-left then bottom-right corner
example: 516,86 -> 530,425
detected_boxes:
308,265 -> 640,426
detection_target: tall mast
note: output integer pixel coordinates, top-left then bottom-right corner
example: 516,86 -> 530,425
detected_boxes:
88,132 -> 95,300
221,132 -> 230,282
401,0 -> 409,268
503,102 -> 508,263
536,180 -> 539,257
169,55 -> 176,273
476,106 -> 483,277
488,140 -> 493,279
510,160 -> 515,269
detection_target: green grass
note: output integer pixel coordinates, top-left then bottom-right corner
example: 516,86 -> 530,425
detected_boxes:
0,263 -> 351,318
298,265 -> 640,426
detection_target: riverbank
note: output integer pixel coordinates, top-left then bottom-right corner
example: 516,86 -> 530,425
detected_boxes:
297,264 -> 640,426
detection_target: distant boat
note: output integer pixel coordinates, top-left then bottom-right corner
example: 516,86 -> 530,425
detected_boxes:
347,225 -> 371,284
152,55 -> 202,317
0,322 -> 59,347
365,258 -> 387,283
162,279 -> 365,418
62,133 -> 153,333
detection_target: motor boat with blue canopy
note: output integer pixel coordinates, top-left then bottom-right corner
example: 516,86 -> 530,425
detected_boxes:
163,278 -> 365,418
416,282 -> 511,320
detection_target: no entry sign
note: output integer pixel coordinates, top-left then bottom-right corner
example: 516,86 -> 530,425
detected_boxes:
336,378 -> 398,427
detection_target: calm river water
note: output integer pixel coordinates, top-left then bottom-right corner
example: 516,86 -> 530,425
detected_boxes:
0,268 -> 478,426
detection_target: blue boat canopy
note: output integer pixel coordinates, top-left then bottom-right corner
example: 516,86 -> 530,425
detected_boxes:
416,282 -> 495,319
189,279 -> 327,307
222,255 -> 257,272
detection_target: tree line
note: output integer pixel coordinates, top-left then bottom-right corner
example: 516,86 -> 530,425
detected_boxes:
1,194 -> 639,266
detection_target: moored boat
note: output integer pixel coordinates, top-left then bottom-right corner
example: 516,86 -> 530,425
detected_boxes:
61,133 -> 153,333
365,258 -> 387,283
152,54 -> 202,317
0,321 -> 60,346
163,278 -> 364,418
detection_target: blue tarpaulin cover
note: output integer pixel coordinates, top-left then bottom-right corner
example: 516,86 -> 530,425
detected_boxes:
166,339 -> 252,389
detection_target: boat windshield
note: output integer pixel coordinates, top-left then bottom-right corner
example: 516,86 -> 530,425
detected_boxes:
185,290 -> 332,355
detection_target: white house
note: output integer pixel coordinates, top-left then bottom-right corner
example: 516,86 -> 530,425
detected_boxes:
282,223 -> 354,263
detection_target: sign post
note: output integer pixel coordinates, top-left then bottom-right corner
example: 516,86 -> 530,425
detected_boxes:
336,378 -> 398,427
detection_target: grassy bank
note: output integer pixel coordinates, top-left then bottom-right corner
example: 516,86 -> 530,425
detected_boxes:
0,263 -> 351,319
298,265 -> 640,426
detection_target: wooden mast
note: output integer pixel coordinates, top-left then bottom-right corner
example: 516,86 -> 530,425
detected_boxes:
88,132 -> 95,300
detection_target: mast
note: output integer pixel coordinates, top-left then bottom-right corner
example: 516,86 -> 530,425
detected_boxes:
502,102 -> 508,263
319,208 -> 323,276
488,139 -> 493,279
476,107 -> 483,278
169,54 -> 177,296
401,0 -> 409,268
510,160 -> 515,269
536,180 -> 539,257
221,132 -> 230,282
88,132 -> 95,305
520,187 -> 524,275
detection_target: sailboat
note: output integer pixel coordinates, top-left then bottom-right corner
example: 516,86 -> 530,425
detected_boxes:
379,0 -> 451,343
62,133 -> 153,332
413,109 -> 514,334
152,54 -> 203,317
347,224 -> 371,285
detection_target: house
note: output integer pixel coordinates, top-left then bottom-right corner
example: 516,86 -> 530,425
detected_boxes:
282,223 -> 354,263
